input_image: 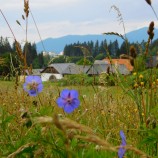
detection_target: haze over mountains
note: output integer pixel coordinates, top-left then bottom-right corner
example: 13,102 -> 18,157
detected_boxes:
36,27 -> 158,54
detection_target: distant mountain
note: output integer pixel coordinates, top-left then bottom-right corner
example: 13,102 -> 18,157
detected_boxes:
36,27 -> 158,53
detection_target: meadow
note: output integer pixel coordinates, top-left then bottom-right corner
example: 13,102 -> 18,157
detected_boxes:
0,70 -> 158,158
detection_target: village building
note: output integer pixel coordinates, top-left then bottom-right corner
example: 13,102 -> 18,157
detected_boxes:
40,59 -> 133,81
40,63 -> 93,81
86,59 -> 132,75
102,58 -> 133,74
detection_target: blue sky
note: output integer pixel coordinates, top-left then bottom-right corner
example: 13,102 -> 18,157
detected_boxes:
0,0 -> 158,43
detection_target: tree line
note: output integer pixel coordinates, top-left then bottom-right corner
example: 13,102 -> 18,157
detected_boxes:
52,38 -> 157,64
0,36 -> 46,76
1,35 -> 158,76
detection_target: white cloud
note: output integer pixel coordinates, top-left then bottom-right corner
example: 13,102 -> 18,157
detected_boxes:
0,0 -> 158,43
1,0 -> 80,11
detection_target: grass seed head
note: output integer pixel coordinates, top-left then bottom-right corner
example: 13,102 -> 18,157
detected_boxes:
130,45 -> 137,59
145,0 -> 151,5
148,21 -> 154,40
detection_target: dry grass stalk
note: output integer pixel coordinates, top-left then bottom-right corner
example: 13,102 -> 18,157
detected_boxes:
130,45 -> 137,59
33,115 -> 95,136
103,32 -> 125,40
145,0 -> 158,20
15,40 -> 26,66
59,118 -> 94,134
7,142 -> 36,158
145,21 -> 154,55
75,135 -> 117,152
53,114 -> 65,131
147,21 -> 154,41
24,0 -> 29,17
32,116 -> 53,124
145,0 -> 151,5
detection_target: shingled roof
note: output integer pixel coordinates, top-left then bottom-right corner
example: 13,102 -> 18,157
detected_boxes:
40,63 -> 76,74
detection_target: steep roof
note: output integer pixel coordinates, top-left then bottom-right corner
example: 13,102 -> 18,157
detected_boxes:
87,64 -> 109,75
103,58 -> 133,71
41,63 -> 75,74
41,63 -> 92,75
62,65 -> 91,74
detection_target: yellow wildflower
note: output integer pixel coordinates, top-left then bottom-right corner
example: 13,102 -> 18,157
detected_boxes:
133,72 -> 137,76
134,108 -> 138,112
139,74 -> 143,79
101,110 -> 105,116
134,83 -> 138,88
140,82 -> 144,86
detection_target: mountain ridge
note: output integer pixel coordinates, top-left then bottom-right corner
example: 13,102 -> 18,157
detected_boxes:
36,27 -> 158,53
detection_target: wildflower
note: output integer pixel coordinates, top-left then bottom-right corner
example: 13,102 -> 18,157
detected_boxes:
118,130 -> 126,158
134,83 -> 138,88
152,82 -> 156,88
56,89 -> 80,113
134,108 -> 138,112
101,110 -> 105,116
139,74 -> 143,79
23,76 -> 43,96
140,82 -> 144,86
133,72 -> 137,76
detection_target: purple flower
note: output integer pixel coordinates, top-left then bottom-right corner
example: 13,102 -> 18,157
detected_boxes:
23,76 -> 43,96
56,89 -> 80,113
118,130 -> 126,158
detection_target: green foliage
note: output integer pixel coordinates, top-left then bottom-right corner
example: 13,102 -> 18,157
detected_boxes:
95,53 -> 106,60
76,58 -> 92,65
0,37 -> 12,55
0,52 -> 20,78
23,42 -> 38,67
66,56 -> 83,63
33,53 -> 44,68
99,72 -> 116,86
51,55 -> 66,63
57,74 -> 99,86
134,55 -> 146,72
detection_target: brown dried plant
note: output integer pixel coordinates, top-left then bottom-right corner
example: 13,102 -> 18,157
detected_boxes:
24,0 -> 29,18
145,21 -> 154,55
145,0 -> 158,20
145,0 -> 151,5
130,45 -> 137,59
32,115 -> 150,157
104,5 -> 129,55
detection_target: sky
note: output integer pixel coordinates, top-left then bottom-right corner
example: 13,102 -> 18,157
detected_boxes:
0,0 -> 158,44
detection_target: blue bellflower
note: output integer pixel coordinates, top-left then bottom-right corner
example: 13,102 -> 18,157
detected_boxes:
23,76 -> 43,96
56,89 -> 80,113
118,130 -> 126,158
